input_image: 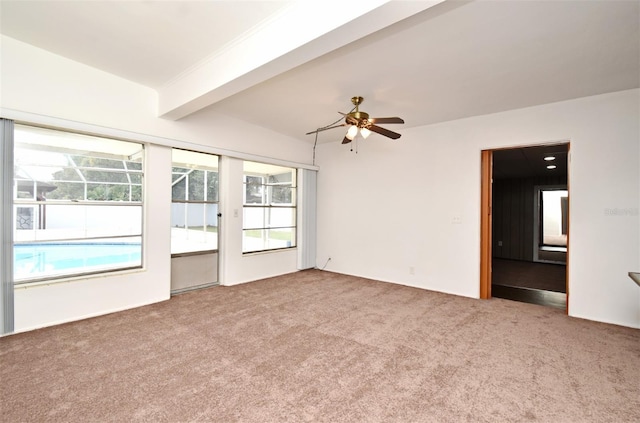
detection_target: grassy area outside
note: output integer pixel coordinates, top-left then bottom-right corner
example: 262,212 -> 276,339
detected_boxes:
175,226 -> 292,241
244,229 -> 292,241
175,226 -> 218,233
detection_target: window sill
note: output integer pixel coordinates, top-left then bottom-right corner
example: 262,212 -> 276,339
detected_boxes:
13,266 -> 146,289
242,247 -> 297,256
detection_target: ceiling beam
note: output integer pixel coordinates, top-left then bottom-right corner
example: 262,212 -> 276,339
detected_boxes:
157,0 -> 444,121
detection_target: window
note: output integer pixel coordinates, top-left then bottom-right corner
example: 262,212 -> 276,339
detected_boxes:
540,189 -> 568,248
13,125 -> 144,282
171,150 -> 219,255
243,161 -> 296,253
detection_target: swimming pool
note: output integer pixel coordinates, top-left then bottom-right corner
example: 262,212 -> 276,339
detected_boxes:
14,242 -> 142,281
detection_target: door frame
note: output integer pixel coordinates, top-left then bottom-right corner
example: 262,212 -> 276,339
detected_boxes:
479,145 -> 570,312
480,150 -> 492,299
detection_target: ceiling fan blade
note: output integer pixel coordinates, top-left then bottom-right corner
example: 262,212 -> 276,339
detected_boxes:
369,117 -> 404,125
341,136 -> 352,144
305,123 -> 346,135
367,124 -> 401,139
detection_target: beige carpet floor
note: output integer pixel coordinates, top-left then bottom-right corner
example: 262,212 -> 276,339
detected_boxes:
1,270 -> 638,422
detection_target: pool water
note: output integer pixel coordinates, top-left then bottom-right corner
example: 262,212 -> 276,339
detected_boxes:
14,243 -> 142,281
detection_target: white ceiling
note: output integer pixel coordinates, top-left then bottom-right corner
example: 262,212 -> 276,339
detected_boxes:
1,0 -> 638,145
0,0 -> 292,88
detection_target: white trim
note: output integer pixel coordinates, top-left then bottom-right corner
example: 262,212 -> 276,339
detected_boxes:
0,108 -> 320,171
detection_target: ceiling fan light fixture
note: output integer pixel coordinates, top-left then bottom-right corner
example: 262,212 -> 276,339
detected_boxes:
306,96 -> 403,144
346,125 -> 358,140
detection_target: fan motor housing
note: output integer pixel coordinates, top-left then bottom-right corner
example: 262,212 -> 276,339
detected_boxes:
349,111 -> 370,127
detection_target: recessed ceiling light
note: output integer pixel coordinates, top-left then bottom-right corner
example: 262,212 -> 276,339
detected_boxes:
547,165 -> 557,169
544,156 -> 556,161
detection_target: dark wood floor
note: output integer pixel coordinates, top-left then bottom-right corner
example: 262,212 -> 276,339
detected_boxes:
492,284 -> 566,310
492,258 -> 566,292
492,258 -> 566,309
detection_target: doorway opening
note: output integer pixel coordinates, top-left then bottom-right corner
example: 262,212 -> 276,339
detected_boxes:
170,149 -> 221,294
480,143 -> 569,310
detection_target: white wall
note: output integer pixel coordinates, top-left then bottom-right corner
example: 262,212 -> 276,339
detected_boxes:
316,89 -> 640,329
1,36 -> 307,332
14,144 -> 172,331
219,157 -> 298,286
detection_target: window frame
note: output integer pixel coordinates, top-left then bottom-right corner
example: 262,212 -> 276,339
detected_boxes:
242,163 -> 297,254
12,124 -> 144,284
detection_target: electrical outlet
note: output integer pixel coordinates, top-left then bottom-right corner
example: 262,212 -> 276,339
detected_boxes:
452,215 -> 462,224
409,266 -> 415,275
498,240 -> 503,247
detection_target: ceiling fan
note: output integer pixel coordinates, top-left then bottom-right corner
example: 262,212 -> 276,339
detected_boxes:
306,96 -> 404,144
